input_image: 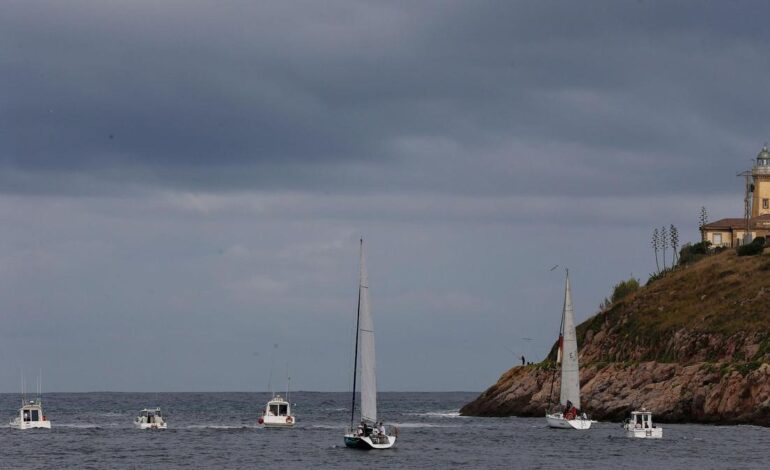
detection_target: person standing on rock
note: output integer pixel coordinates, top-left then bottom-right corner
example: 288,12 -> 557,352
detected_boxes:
521,355 -> 525,366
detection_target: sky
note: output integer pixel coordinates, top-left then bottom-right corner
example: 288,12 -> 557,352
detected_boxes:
1,1 -> 769,392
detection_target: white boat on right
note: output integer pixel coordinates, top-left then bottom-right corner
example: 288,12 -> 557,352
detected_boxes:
134,408 -> 167,430
545,270 -> 593,430
623,409 -> 662,438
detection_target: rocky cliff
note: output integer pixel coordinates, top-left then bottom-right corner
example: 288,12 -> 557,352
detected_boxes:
461,250 -> 770,425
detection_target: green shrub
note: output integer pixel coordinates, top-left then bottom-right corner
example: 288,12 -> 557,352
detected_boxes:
611,278 -> 640,303
647,267 -> 673,285
599,277 -> 641,310
679,241 -> 711,265
737,237 -> 765,257
735,361 -> 762,376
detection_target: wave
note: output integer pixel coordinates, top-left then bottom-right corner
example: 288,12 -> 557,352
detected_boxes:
404,410 -> 462,418
56,423 -> 108,429
182,424 -> 259,430
391,422 -> 460,428
310,424 -> 346,430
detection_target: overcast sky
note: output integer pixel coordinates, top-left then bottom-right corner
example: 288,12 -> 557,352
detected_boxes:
1,1 -> 769,392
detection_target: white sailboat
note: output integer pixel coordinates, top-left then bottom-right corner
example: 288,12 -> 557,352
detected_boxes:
343,239 -> 397,450
546,270 -> 592,430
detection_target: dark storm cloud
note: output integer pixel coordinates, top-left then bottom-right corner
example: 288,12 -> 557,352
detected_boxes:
4,1 -> 770,392
2,0 -> 770,196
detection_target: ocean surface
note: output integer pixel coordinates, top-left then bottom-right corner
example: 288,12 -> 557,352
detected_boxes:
1,391 -> 769,469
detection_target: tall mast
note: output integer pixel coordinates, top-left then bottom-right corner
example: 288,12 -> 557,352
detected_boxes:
547,269 -> 568,411
349,238 -> 363,430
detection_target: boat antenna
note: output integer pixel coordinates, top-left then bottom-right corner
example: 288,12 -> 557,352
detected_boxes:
350,238 -> 363,430
267,343 -> 278,397
286,362 -> 290,403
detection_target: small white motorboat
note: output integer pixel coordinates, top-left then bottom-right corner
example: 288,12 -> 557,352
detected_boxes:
258,395 -> 295,428
10,372 -> 51,430
134,408 -> 167,430
9,399 -> 51,430
623,409 -> 662,438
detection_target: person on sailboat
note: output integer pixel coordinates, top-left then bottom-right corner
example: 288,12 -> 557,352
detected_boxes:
378,422 -> 385,435
564,400 -> 578,420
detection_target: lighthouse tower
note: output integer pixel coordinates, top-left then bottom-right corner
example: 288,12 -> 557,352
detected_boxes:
752,144 -> 770,217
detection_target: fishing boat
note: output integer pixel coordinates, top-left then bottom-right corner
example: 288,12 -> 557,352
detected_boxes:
9,372 -> 51,430
343,239 -> 397,450
9,399 -> 51,430
545,270 -> 592,430
257,394 -> 295,428
134,408 -> 167,429
623,409 -> 662,438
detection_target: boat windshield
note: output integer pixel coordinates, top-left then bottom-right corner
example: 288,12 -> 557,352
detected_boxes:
23,409 -> 41,422
268,403 -> 289,416
268,404 -> 288,416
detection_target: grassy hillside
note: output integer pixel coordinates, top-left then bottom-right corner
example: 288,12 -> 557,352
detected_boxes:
462,248 -> 770,424
549,249 -> 770,364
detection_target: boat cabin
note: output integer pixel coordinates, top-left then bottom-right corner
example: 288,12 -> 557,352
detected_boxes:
266,397 -> 290,416
138,408 -> 163,422
629,410 -> 655,429
20,401 -> 46,424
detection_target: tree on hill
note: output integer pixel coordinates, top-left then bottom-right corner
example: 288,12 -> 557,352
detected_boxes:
670,224 -> 679,265
651,228 -> 660,273
699,206 -> 708,230
660,225 -> 668,270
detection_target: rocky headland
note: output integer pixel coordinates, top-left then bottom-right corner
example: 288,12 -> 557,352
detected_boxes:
461,249 -> 770,425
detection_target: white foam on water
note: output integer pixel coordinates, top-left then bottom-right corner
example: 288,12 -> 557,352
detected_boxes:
310,424 -> 346,430
390,422 -> 461,428
404,410 -> 462,418
56,423 -> 107,429
183,424 -> 259,430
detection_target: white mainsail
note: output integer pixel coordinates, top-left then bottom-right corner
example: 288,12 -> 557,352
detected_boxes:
358,241 -> 377,423
559,271 -> 581,410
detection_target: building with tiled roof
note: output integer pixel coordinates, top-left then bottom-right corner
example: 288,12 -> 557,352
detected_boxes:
700,145 -> 770,247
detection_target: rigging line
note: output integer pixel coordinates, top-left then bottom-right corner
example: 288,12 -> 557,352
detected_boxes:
267,343 -> 278,397
350,238 -> 363,431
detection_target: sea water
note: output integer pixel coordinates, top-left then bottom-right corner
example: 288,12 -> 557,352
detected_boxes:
1,392 -> 769,469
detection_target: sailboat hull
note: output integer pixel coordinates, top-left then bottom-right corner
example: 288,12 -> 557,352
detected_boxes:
344,433 -> 396,450
546,413 -> 592,430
